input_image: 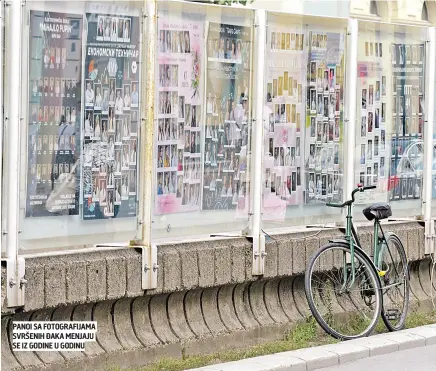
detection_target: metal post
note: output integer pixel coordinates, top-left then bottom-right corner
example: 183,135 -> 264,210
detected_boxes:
133,0 -> 158,289
4,0 -> 25,307
423,27 -> 435,256
344,18 -> 358,201
251,9 -> 266,276
0,0 -> 3,257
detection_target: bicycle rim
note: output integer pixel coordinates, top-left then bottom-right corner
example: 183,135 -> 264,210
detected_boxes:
305,243 -> 382,340
379,234 -> 410,331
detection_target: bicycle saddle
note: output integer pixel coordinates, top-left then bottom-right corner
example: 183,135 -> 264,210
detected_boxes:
362,203 -> 392,221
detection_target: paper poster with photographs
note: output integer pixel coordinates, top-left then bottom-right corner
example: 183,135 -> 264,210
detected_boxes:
263,28 -> 306,220
82,12 -> 140,220
155,15 -> 204,214
355,39 -> 389,204
203,23 -> 252,211
389,42 -> 425,202
26,11 -> 83,217
305,30 -> 345,205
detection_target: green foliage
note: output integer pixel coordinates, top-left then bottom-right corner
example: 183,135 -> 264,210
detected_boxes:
187,0 -> 253,6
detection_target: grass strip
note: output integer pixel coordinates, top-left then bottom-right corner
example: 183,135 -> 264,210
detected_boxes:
109,310 -> 436,371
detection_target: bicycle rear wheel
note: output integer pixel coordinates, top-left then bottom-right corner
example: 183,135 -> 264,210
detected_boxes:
379,233 -> 410,331
305,243 -> 382,340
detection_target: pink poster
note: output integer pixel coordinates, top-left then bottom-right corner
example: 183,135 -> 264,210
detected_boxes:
155,15 -> 204,215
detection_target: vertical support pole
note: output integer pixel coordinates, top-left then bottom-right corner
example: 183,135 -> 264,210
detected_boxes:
4,0 -> 25,307
133,0 -> 158,289
251,9 -> 266,276
423,27 -> 435,256
5,0 -> 21,259
344,18 -> 358,201
0,0 -> 4,257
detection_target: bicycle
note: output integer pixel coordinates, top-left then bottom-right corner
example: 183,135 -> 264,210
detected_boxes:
304,184 -> 410,340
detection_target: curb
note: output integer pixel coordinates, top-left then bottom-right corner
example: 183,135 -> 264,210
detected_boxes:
190,324 -> 436,371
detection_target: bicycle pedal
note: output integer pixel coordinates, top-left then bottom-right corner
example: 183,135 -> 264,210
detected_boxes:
385,309 -> 401,320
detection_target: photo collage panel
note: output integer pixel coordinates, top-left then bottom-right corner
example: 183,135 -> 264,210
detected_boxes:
159,28 -> 191,54
29,75 -> 79,183
83,78 -> 139,217
26,11 -> 83,217
156,97 -> 202,209
82,12 -> 140,220
389,43 -> 424,201
155,18 -> 204,214
203,23 -> 252,211
354,38 -> 392,204
358,41 -> 388,190
270,30 -> 304,51
306,31 -> 344,205
263,29 -> 305,209
96,15 -> 131,43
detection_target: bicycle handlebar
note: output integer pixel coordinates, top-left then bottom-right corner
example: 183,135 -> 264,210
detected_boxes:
326,185 -> 376,208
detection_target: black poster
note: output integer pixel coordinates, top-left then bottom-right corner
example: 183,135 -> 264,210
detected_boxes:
27,11 -> 83,217
202,22 -> 251,211
82,13 -> 141,220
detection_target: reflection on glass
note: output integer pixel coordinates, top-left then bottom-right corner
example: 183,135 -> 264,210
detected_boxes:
389,43 -> 424,202
355,25 -> 425,209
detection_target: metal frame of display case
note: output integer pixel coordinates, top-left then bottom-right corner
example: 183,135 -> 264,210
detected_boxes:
134,0 -> 159,290
3,0 -> 26,307
423,27 -> 435,256
251,8 -> 267,275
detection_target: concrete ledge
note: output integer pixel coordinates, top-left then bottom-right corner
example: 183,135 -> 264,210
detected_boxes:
1,222 -> 431,371
1,222 -> 425,314
2,267 -> 433,371
190,325 -> 436,371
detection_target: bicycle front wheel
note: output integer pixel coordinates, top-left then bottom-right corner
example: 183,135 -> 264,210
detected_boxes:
379,233 -> 410,331
305,243 -> 382,340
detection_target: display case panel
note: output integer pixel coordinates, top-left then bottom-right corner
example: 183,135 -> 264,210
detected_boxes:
152,1 -> 254,240
262,12 -> 347,229
19,1 -> 144,251
354,21 -> 427,220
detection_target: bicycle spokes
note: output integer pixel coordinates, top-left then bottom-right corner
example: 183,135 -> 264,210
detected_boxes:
305,244 -> 382,340
379,235 -> 410,331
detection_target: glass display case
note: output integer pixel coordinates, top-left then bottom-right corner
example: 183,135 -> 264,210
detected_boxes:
262,12 -> 348,230
354,21 -> 427,220
19,1 -> 144,251
152,1 -> 255,240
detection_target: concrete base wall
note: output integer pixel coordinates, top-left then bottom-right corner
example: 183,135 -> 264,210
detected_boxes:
1,222 -> 431,370
2,261 -> 435,371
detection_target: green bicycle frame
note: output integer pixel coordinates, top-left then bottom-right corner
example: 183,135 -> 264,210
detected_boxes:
343,205 -> 386,289
343,203 -> 354,289
328,185 -> 379,290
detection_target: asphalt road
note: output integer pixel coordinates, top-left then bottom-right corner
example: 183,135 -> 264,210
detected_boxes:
320,344 -> 436,371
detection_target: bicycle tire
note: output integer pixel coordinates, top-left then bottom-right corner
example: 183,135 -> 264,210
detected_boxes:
379,233 -> 410,331
305,243 -> 382,340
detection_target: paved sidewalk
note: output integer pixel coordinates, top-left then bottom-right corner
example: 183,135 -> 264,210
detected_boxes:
189,324 -> 436,371
320,344 -> 436,371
